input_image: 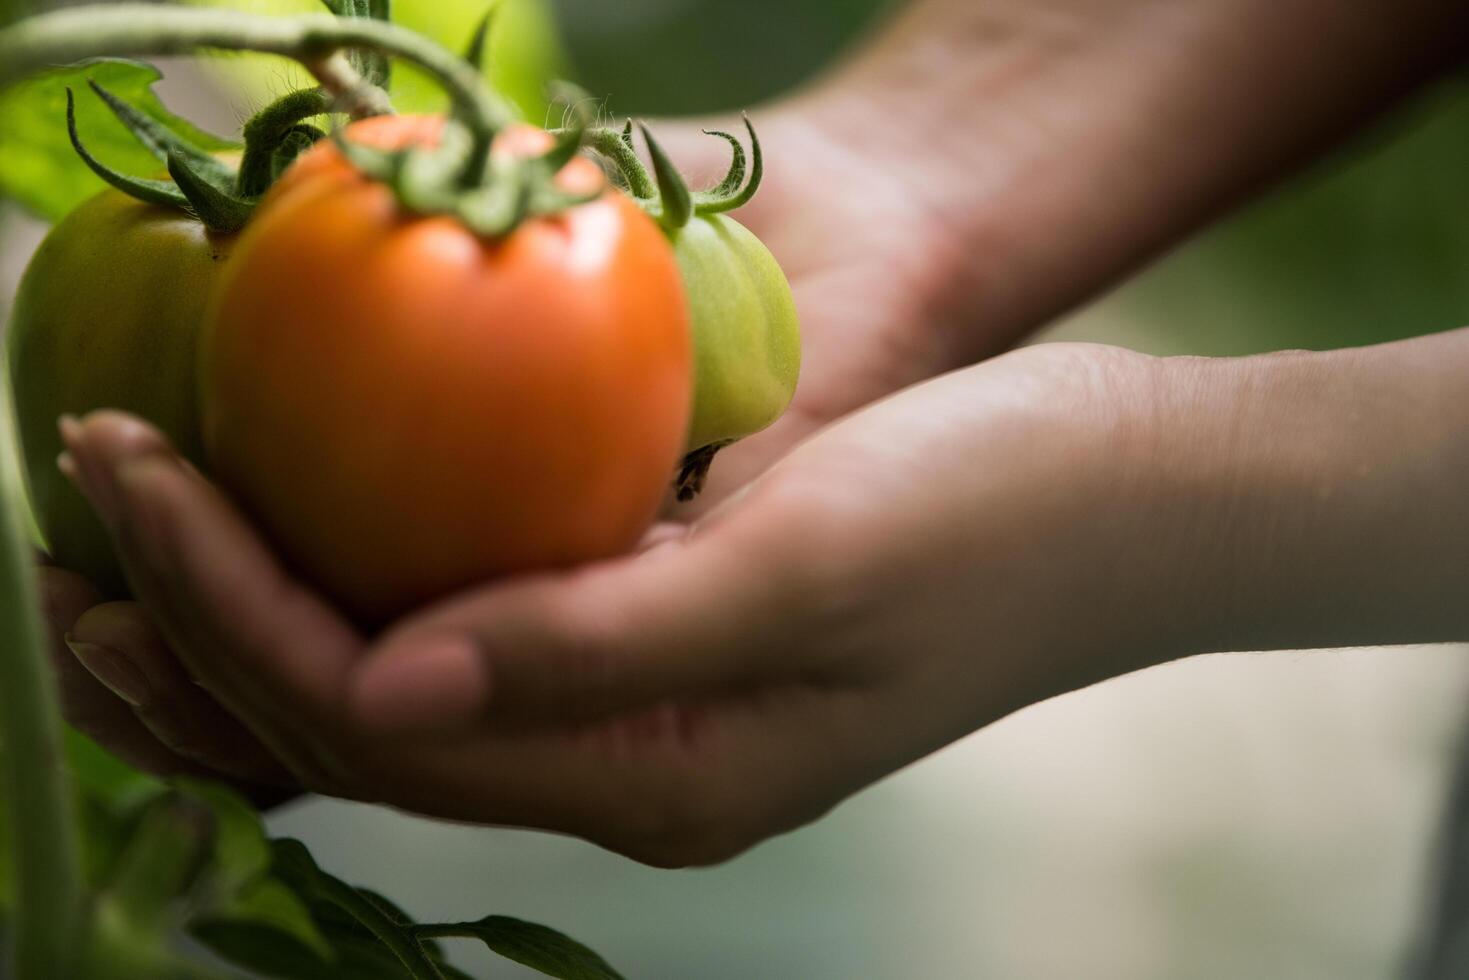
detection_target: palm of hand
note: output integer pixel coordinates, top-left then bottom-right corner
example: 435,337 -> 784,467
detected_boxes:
655,108 -> 973,509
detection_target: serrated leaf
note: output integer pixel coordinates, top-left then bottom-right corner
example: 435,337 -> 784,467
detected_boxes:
420,916 -> 626,980
0,58 -> 236,221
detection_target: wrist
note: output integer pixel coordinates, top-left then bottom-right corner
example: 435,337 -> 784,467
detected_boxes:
1144,332 -> 1469,658
801,0 -> 1468,360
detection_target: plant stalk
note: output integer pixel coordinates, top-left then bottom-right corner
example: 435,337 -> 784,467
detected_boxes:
0,388 -> 83,978
0,4 -> 513,185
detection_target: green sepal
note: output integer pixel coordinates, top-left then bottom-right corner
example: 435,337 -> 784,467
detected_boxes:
330,127 -> 409,186
640,123 -> 692,230
398,122 -> 475,213
693,114 -> 762,215
620,119 -> 634,150
86,78 -> 236,191
528,182 -> 602,216
694,129 -> 745,200
271,124 -> 325,183
539,118 -> 588,178
464,5 -> 495,72
167,152 -> 254,233
456,165 -> 531,237
65,87 -> 191,209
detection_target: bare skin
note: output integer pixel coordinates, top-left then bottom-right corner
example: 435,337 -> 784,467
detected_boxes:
34,0 -> 1469,864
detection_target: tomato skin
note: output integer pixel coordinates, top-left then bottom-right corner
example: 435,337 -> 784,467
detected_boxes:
670,214 -> 800,454
202,117 -> 693,623
7,191 -> 228,595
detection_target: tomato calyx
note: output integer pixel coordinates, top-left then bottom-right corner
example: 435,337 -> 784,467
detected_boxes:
328,80 -> 604,238
578,114 -> 765,234
6,2 -> 521,234
675,441 -> 730,502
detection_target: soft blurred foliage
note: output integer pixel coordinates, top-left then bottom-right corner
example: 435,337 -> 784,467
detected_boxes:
553,0 -> 896,114
181,0 -> 567,121
1067,75 -> 1469,356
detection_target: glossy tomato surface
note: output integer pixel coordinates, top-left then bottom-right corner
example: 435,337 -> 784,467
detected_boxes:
202,116 -> 693,622
8,190 -> 228,595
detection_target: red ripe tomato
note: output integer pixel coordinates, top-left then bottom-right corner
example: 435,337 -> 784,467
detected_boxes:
201,115 -> 692,623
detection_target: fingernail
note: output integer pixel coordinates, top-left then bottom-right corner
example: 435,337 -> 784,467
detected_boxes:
64,634 -> 151,707
351,635 -> 489,734
57,415 -> 120,528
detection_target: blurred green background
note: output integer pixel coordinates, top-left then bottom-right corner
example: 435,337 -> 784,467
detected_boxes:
3,1 -> 1468,978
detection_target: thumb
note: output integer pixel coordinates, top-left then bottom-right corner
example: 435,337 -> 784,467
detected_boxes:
348,519 -> 813,735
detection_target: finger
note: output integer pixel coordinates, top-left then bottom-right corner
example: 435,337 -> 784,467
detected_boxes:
349,498 -> 819,735
37,567 -> 242,782
61,412 -> 364,789
68,601 -> 297,787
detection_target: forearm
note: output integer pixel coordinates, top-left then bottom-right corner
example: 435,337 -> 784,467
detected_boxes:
1153,328 -> 1469,657
807,0 -> 1469,364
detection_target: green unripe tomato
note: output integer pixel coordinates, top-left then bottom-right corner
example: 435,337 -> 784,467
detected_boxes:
671,213 -> 800,457
6,190 -> 226,595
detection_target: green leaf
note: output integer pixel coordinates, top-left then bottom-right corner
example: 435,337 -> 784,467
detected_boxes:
191,878 -> 338,975
92,795 -> 212,952
173,779 -> 272,896
271,839 -> 448,979
62,731 -> 170,904
0,58 -> 236,221
418,916 -> 627,980
65,728 -> 164,810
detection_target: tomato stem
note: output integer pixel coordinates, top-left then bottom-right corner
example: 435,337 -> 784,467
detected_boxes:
0,4 -> 513,187
0,392 -> 85,977
237,88 -> 333,198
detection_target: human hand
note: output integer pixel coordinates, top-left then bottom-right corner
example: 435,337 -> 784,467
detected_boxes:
650,0 -> 1468,505
54,343 -> 1179,865
49,321 -> 1469,863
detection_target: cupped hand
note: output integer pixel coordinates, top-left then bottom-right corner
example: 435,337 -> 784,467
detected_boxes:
645,105 -> 980,509
50,342 -> 1173,866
